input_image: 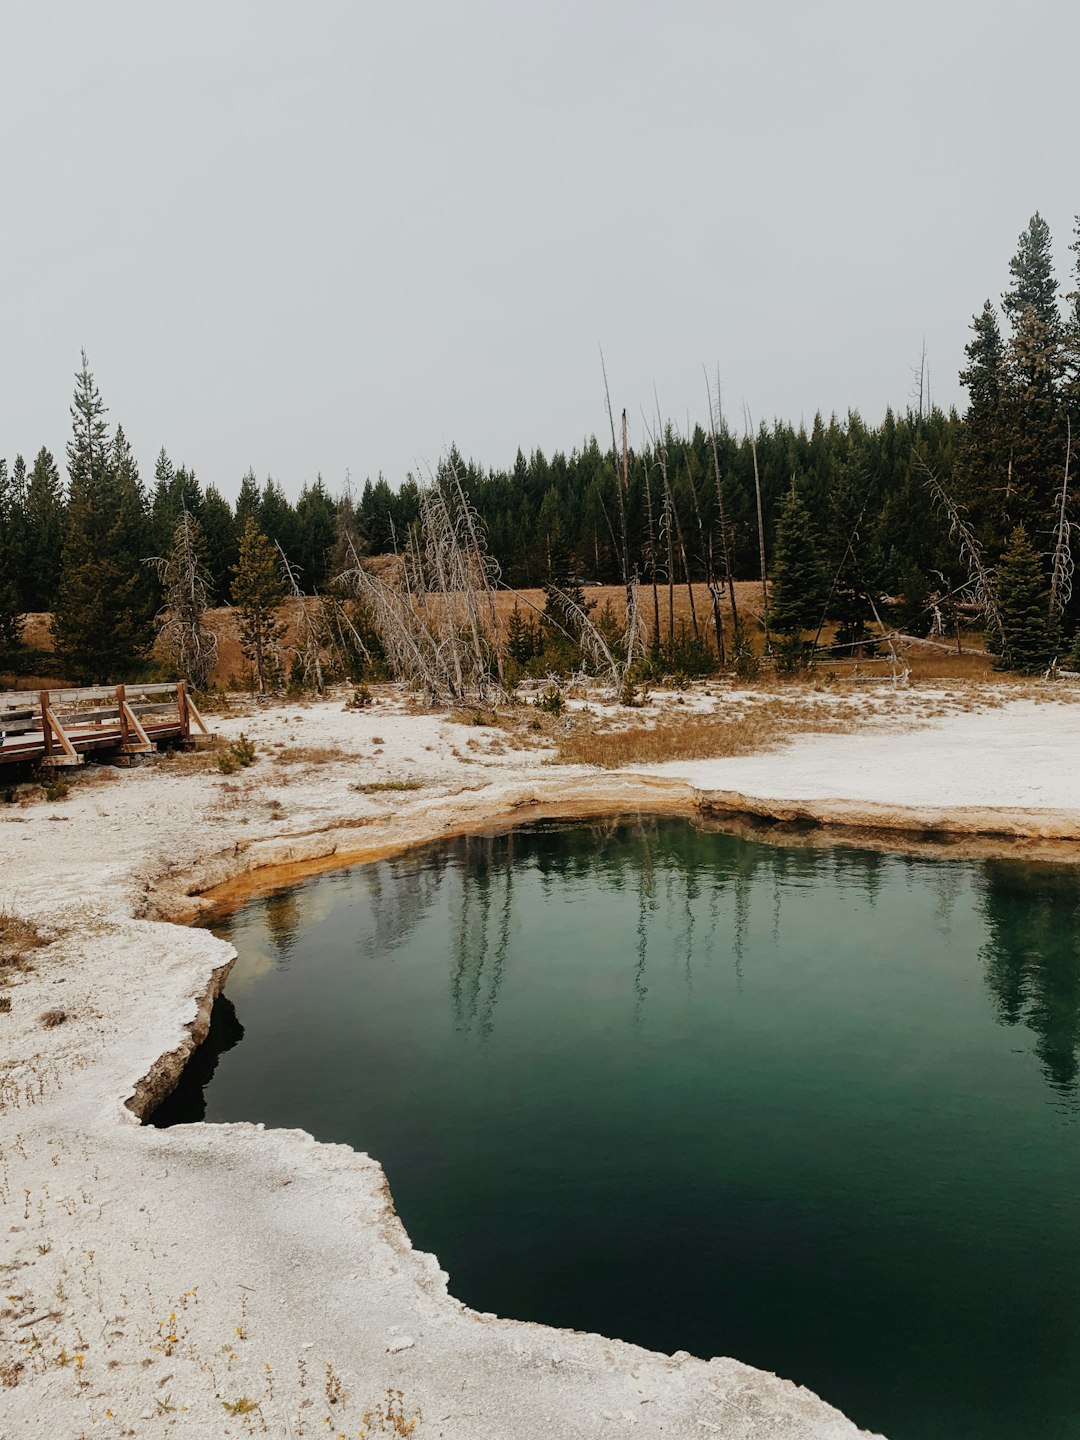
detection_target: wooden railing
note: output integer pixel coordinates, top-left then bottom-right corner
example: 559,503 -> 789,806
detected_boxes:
0,681 -> 209,768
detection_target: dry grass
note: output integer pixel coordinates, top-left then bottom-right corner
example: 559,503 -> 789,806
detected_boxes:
0,909 -> 49,982
39,1008 -> 67,1029
271,744 -> 350,767
353,778 -> 426,794
554,701 -> 856,769
446,708 -> 506,728
7,593 -> 1002,693
156,741 -> 231,774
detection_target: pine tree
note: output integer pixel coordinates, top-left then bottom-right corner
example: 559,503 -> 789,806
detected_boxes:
53,356 -> 154,681
200,485 -> 238,602
23,448 -> 65,611
150,449 -> 176,554
231,516 -> 285,693
505,601 -> 537,667
991,525 -> 1057,673
258,478 -> 299,560
957,301 -> 1012,549
150,451 -> 203,560
1003,214 -> 1059,331
0,459 -> 23,665
1000,215 -> 1067,519
235,469 -> 260,532
7,455 -> 29,610
768,485 -> 829,634
295,478 -> 337,591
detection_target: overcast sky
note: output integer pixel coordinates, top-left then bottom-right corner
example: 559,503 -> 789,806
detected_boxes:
3,0 -> 1078,499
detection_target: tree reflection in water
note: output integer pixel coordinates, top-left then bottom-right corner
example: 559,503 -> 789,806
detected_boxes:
978,861 -> 1080,1096
168,822 -> 1080,1124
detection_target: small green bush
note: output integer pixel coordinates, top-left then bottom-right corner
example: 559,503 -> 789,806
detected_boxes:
41,775 -> 70,802
774,634 -> 816,676
218,733 -> 257,773
731,627 -> 761,681
536,688 -> 564,716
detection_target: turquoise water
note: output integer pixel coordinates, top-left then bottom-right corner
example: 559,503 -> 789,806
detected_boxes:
153,819 -> 1080,1439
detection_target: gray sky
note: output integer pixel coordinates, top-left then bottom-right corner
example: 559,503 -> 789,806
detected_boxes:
3,0 -> 1078,499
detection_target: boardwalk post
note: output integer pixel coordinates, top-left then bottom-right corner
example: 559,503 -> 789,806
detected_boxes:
39,691 -> 52,760
116,685 -> 129,751
176,681 -> 189,739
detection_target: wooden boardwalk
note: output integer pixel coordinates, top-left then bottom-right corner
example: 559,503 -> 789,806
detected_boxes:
0,682 -> 209,768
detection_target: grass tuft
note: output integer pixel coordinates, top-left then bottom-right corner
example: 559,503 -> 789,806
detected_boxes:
353,778 -> 426,794
0,908 -> 48,981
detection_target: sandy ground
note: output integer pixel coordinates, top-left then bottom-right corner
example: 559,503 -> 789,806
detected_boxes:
5,680 -> 1080,1439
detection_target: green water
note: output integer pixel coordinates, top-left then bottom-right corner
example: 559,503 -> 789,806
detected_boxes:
153,819 -> 1080,1439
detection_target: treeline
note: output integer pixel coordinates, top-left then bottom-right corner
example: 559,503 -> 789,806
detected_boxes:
2,210 -> 1078,685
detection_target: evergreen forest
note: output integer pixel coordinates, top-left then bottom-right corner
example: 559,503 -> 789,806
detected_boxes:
2,211 -> 1079,686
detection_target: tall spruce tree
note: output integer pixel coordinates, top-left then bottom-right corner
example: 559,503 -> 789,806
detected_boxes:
295,478 -> 337,590
8,455 -> 29,610
53,355 -> 154,681
991,524 -> 1057,673
1001,214 -> 1066,519
0,459 -> 23,665
22,448 -> 65,611
957,301 -> 1012,550
235,469 -> 261,532
768,484 -> 829,634
1003,214 -> 1060,330
231,516 -> 285,692
200,484 -> 238,602
258,478 -> 299,560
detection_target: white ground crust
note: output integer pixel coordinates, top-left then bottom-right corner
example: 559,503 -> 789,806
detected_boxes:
5,682 -> 1077,1438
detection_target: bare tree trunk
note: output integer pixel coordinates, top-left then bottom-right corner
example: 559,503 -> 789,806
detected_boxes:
746,407 -> 769,648
277,543 -> 325,693
601,351 -> 639,667
641,452 -> 662,655
1050,417 -> 1073,625
704,368 -> 738,637
687,463 -> 725,665
670,481 -> 699,639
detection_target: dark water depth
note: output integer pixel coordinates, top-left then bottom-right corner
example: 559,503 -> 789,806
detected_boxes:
153,819 -> 1080,1439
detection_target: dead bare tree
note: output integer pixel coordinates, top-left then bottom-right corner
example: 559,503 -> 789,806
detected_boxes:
600,349 -> 640,670
915,451 -> 1004,644
277,544 -> 326,693
148,510 -> 218,690
337,470 -> 504,705
1050,418 -> 1074,624
639,441 -> 662,654
745,406 -> 769,648
704,367 -> 739,637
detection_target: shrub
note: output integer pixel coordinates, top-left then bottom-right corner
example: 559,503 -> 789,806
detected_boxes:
774,634 -> 816,676
731,627 -> 761,681
40,774 -> 70,802
536,688 -> 564,716
217,733 -> 257,774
